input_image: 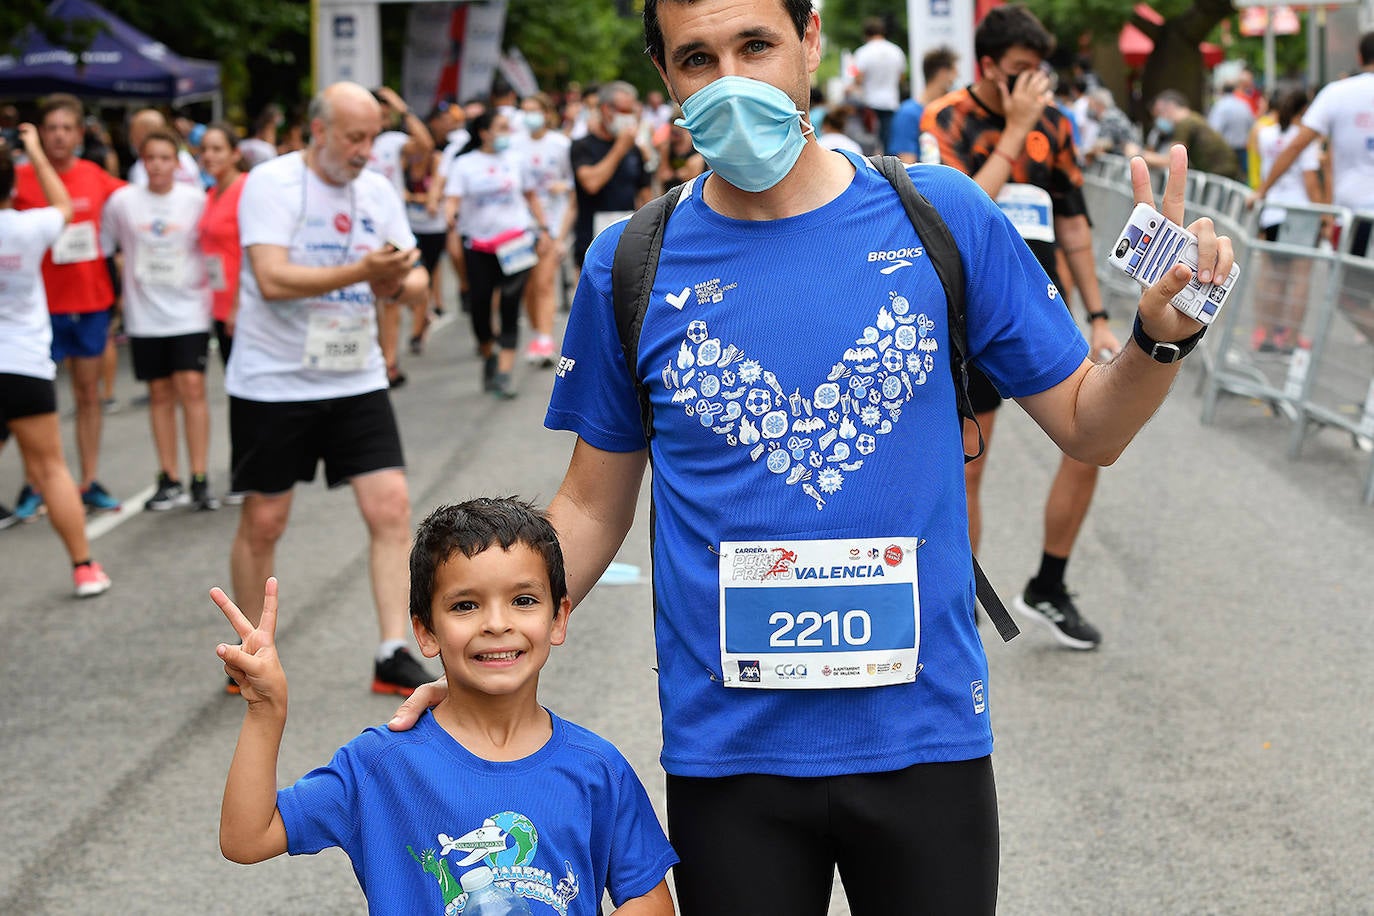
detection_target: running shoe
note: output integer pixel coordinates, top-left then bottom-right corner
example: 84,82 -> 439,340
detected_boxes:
101,397 -> 121,415
409,334 -> 424,356
490,372 -> 518,400
372,647 -> 434,696
82,480 -> 122,514
222,490 -> 246,507
524,337 -> 557,368
13,485 -> 44,522
191,476 -> 221,511
73,561 -> 112,598
1012,582 -> 1102,650
482,354 -> 499,392
225,675 -> 241,695
0,503 -> 17,531
144,473 -> 190,511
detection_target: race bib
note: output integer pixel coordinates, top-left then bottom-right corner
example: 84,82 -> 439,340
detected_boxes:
51,222 -> 99,265
718,537 -> 921,689
496,231 -> 538,276
303,311 -> 373,372
995,184 -> 1055,243
205,253 -> 227,291
135,241 -> 189,288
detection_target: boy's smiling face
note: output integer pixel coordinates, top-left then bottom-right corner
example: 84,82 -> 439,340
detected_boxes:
413,543 -> 569,699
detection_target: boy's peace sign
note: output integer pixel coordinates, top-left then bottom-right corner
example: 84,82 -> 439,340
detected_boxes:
1130,144 -> 1235,344
213,577 -> 286,709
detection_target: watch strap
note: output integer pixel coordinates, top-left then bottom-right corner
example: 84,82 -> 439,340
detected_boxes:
1132,314 -> 1205,364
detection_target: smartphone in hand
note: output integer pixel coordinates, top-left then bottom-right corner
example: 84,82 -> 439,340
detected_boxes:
1107,203 -> 1239,325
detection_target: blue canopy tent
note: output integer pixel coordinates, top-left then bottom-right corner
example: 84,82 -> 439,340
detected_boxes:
0,0 -> 221,113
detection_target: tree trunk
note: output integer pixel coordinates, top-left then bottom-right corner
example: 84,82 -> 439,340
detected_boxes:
1135,0 -> 1236,110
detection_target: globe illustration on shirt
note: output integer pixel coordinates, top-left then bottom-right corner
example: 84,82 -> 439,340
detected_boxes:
486,811 -> 539,868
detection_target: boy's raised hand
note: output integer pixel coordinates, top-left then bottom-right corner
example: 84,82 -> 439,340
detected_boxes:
213,578 -> 286,710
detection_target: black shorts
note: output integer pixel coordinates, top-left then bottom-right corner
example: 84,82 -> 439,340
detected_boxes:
229,389 -> 405,494
0,372 -> 58,423
666,756 -> 999,915
414,231 -> 447,276
130,332 -> 210,381
1334,218 -> 1373,258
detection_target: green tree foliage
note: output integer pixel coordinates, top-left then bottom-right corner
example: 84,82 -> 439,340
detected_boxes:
505,0 -> 661,94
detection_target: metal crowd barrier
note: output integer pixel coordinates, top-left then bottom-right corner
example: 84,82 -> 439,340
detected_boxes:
1082,155 -> 1374,504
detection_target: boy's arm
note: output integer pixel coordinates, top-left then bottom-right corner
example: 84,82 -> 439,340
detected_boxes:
610,879 -> 675,914
213,578 -> 290,863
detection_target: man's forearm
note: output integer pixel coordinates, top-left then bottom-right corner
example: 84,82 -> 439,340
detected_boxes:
546,442 -> 646,608
253,257 -> 368,301
576,139 -> 634,196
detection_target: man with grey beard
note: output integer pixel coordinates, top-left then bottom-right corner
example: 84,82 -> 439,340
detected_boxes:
224,81 -> 435,697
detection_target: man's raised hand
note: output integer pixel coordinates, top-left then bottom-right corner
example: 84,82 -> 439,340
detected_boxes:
1129,144 -> 1235,343
213,577 -> 287,711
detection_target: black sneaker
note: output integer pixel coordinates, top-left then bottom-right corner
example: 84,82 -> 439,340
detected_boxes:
482,354 -> 499,392
372,647 -> 435,697
1012,582 -> 1102,650
490,371 -> 518,400
0,503 -> 17,531
191,476 -> 221,511
144,473 -> 189,511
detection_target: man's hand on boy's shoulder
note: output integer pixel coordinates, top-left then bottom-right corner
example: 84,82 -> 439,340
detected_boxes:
387,676 -> 448,730
213,577 -> 288,714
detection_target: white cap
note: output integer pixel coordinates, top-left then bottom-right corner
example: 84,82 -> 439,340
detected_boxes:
460,866 -> 495,893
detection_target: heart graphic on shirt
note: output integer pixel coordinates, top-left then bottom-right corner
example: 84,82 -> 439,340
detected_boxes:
666,287 -> 691,310
660,293 -> 938,510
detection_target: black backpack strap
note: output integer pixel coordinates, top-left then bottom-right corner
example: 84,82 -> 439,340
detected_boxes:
611,182 -> 687,443
869,155 -> 1018,643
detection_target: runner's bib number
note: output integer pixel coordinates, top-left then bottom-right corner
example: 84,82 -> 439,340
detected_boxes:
496,231 -> 538,275
718,537 -> 921,689
135,241 -> 189,288
303,311 -> 373,372
50,222 -> 100,265
204,254 -> 227,291
995,184 -> 1055,243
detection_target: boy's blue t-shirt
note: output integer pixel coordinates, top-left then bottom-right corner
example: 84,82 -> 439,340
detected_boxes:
546,151 -> 1088,780
276,710 -> 677,915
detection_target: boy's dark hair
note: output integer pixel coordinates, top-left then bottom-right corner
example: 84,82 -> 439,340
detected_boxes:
139,126 -> 182,156
40,93 -> 83,127
644,0 -> 813,65
409,497 -> 568,630
973,5 -> 1055,65
1360,30 -> 1374,66
922,46 -> 958,84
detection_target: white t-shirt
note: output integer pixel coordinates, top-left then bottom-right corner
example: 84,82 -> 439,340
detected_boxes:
367,130 -> 409,201
819,131 -> 865,155
514,131 -> 574,236
101,183 -> 210,338
226,152 -> 415,402
443,150 -> 533,242
853,38 -> 908,111
128,149 -> 204,189
1257,122 -> 1322,228
437,131 -> 471,179
1302,71 -> 1374,212
0,207 -> 65,380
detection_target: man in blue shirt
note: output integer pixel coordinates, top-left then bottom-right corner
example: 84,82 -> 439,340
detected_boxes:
395,1 -> 1232,912
889,45 -> 959,164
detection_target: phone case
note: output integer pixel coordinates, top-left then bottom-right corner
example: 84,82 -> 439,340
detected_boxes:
1106,202 -> 1239,325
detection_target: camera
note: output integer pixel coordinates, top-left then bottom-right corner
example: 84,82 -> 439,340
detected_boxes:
1115,238 -> 1130,259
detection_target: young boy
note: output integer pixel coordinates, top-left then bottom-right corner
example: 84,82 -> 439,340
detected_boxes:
214,497 -> 677,914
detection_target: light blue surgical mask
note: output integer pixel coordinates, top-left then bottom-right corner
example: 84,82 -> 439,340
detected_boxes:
1154,117 -> 1174,134
492,135 -> 511,153
676,76 -> 814,193
523,111 -> 546,132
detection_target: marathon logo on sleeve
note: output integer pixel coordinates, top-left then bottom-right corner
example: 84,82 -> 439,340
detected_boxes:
555,356 -> 575,377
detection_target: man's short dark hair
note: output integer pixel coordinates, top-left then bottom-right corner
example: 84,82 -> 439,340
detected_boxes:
973,5 -> 1055,64
1360,30 -> 1374,66
1152,89 -> 1189,111
409,497 -> 568,631
0,143 -> 15,200
40,93 -> 83,127
862,16 -> 886,38
138,126 -> 182,156
644,0 -> 813,65
922,46 -> 958,84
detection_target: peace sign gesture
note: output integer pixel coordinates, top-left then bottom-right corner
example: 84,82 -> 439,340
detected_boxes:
1129,144 -> 1235,343
213,578 -> 287,711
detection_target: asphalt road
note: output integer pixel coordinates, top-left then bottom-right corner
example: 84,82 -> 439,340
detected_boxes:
1,290 -> 1370,914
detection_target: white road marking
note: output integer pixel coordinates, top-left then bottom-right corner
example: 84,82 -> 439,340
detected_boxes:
85,485 -> 155,541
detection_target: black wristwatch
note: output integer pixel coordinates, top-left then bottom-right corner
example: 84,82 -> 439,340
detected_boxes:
1131,313 -> 1206,364
1086,309 -> 1110,324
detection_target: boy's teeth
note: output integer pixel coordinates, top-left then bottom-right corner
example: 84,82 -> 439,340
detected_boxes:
478,650 -> 519,661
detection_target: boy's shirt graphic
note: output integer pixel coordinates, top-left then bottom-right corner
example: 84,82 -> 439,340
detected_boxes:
276,710 -> 677,915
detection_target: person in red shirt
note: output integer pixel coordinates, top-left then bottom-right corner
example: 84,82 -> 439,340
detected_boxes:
197,122 -> 247,366
12,93 -> 126,516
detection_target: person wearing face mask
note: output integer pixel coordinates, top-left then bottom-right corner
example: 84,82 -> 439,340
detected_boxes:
569,80 -> 651,268
923,4 -> 1119,653
1142,90 -> 1241,181
388,1 -> 1234,912
514,93 -> 576,367
444,111 -> 550,399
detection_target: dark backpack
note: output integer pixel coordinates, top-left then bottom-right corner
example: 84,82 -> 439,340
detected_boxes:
609,155 -> 1018,642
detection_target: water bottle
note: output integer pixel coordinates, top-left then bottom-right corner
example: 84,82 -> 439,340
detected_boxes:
460,866 -> 533,916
